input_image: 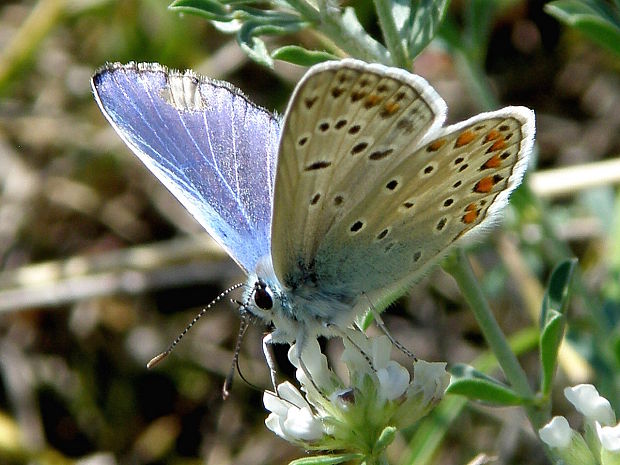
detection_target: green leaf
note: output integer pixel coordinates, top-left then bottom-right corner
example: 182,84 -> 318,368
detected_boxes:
336,7 -> 390,64
538,259 -> 576,395
219,0 -> 264,4
407,0 -> 450,58
447,364 -> 527,406
391,0 -> 412,39
170,0 -> 306,67
465,0 -> 498,62
288,453 -> 363,465
546,0 -> 620,57
169,0 -> 233,21
271,45 -> 338,66
403,328 -> 539,465
237,18 -> 305,67
239,29 -> 272,66
539,309 -> 566,395
436,15 -> 461,49
540,258 -> 578,324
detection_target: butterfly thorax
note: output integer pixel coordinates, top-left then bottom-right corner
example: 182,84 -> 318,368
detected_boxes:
244,256 -> 361,344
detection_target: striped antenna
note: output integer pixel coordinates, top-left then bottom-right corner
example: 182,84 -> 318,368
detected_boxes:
147,282 -> 245,369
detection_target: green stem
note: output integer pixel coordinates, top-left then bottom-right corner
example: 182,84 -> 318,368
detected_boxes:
373,0 -> 410,69
402,327 -> 540,465
443,250 -> 548,429
0,0 -> 66,91
445,250 -> 532,397
453,49 -> 498,110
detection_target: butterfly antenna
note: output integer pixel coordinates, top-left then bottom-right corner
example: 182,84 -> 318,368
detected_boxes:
235,340 -> 262,391
223,311 -> 263,399
147,282 -> 245,369
222,311 -> 248,399
223,286 -> 262,398
363,293 -> 417,361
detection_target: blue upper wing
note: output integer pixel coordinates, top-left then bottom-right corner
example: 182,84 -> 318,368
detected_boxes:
92,63 -> 280,273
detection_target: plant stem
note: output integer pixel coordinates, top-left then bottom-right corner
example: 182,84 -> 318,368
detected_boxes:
453,49 -> 498,110
0,0 -> 65,91
373,0 -> 410,69
402,327 -> 540,465
443,250 -> 548,429
445,250 -> 533,397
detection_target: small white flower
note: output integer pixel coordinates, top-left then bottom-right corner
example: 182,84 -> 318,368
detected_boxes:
539,416 -> 572,449
342,334 -> 413,402
411,360 -> 450,404
564,385 -> 616,426
288,339 -> 337,396
539,416 -> 599,465
340,332 -> 390,375
264,332 -> 449,459
596,421 -> 620,452
264,381 -> 324,442
391,360 -> 449,428
376,361 -> 410,401
369,334 -> 391,369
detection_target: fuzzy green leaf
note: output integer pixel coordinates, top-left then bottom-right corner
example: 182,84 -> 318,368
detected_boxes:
447,364 -> 527,406
271,45 -> 338,66
289,453 -> 364,465
546,0 -> 620,57
540,309 -> 566,395
238,18 -> 305,67
169,0 -> 232,21
391,0 -> 412,39
337,7 -> 390,64
539,259 -> 576,395
540,258 -> 577,324
407,0 -> 450,58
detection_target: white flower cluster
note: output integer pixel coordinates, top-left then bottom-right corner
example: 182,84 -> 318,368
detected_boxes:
539,384 -> 620,465
263,332 -> 450,457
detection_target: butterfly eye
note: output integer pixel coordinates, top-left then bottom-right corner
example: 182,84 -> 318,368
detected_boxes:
254,282 -> 274,310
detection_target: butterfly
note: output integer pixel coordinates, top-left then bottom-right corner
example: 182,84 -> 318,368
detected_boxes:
92,59 -> 534,378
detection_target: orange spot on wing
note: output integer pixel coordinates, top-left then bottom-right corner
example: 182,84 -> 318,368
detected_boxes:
427,139 -> 446,152
455,130 -> 476,148
364,93 -> 382,108
481,154 -> 502,169
488,139 -> 507,152
462,203 -> 479,224
382,101 -> 400,116
474,176 -> 495,193
484,130 -> 501,142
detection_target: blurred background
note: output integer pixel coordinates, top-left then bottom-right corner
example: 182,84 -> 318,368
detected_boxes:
0,1 -> 619,464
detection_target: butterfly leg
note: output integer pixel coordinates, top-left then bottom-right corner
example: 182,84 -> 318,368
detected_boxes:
262,330 -> 326,398
262,333 -> 279,391
366,299 -> 417,361
325,323 -> 374,371
291,331 -> 332,401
